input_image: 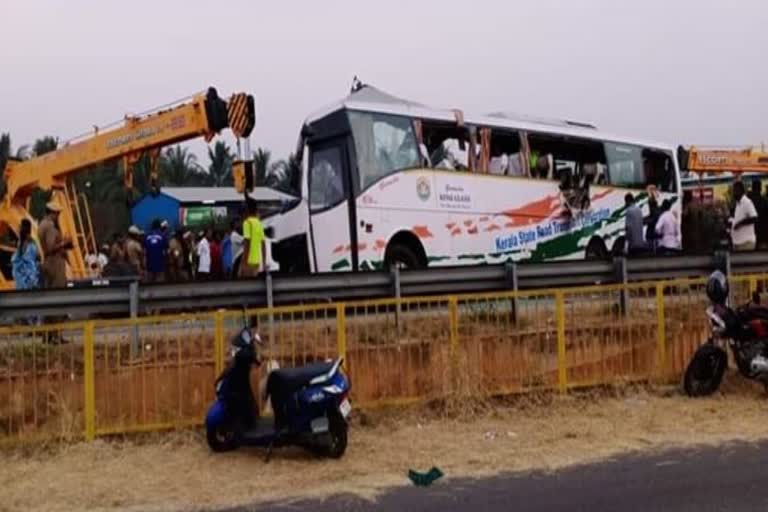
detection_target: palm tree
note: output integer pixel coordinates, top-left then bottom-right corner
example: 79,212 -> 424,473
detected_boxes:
32,136 -> 58,156
75,162 -> 131,240
268,152 -> 302,196
207,141 -> 234,187
159,145 -> 205,186
253,147 -> 272,186
0,133 -> 10,170
26,137 -> 60,218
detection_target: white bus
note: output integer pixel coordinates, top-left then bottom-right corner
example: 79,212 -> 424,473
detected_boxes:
265,85 -> 681,273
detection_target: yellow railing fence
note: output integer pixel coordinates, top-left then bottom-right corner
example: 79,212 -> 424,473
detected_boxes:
0,274 -> 762,445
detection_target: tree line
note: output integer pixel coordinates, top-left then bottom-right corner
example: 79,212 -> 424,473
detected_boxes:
0,132 -> 300,241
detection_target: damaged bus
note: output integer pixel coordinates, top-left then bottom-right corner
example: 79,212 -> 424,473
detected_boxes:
265,84 -> 681,272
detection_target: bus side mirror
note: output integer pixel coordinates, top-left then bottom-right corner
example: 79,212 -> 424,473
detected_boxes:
264,226 -> 275,239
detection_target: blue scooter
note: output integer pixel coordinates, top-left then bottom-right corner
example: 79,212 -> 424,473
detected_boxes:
205,327 -> 351,459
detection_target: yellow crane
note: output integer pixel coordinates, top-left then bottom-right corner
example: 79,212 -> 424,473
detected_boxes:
0,87 -> 255,289
680,145 -> 768,174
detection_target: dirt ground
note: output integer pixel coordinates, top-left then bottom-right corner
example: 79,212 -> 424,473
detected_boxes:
1,376 -> 767,512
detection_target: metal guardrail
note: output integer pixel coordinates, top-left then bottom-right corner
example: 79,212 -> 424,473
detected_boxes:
1,251 -> 766,321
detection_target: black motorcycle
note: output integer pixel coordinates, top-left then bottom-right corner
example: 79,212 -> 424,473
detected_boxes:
684,271 -> 768,397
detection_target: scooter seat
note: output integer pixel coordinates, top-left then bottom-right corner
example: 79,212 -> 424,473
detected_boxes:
267,361 -> 335,396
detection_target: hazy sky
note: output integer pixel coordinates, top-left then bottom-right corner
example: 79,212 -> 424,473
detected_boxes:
2,0 -> 766,164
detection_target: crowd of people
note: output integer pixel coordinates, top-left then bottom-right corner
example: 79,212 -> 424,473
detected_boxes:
625,179 -> 766,257
11,198 -> 267,293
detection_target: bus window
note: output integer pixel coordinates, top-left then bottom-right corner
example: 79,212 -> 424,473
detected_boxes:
309,146 -> 346,212
348,111 -> 420,190
421,121 -> 474,172
488,129 -> 524,177
604,143 -> 676,192
527,133 -> 606,183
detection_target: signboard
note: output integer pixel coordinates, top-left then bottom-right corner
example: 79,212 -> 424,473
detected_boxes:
179,206 -> 228,228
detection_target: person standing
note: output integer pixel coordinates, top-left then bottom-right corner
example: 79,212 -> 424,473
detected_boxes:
644,186 -> 661,254
749,179 -> 767,249
38,202 -> 72,289
11,219 -> 40,290
732,181 -> 758,252
38,202 -> 73,343
125,225 -> 145,278
230,220 -> 245,279
183,231 -> 196,281
167,231 -> 186,282
240,200 -> 265,278
210,231 -> 222,279
144,219 -> 168,283
655,199 -> 681,255
624,193 -> 647,257
109,233 -> 126,265
221,224 -> 233,279
196,230 -> 211,280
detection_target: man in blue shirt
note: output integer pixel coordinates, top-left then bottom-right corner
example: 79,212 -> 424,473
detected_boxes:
221,220 -> 237,279
144,219 -> 168,283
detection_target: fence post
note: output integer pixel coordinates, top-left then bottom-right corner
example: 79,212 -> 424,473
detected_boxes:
129,280 -> 139,357
83,321 -> 96,441
505,261 -> 518,324
214,310 -> 225,375
336,303 -> 347,361
749,275 -> 758,302
265,272 -> 275,344
448,296 -> 459,358
655,282 -> 667,380
391,265 -> 402,332
613,256 -> 628,317
555,291 -> 567,393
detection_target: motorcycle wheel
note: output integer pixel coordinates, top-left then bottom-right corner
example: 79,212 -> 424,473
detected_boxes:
206,421 -> 241,452
683,344 -> 727,397
323,410 -> 348,459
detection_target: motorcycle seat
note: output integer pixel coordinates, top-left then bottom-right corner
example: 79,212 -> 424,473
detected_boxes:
267,361 -> 335,396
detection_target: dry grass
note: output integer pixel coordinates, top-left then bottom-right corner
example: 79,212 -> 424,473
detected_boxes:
2,376 -> 768,512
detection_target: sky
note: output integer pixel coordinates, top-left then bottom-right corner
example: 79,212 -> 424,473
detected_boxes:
1,0 -> 767,165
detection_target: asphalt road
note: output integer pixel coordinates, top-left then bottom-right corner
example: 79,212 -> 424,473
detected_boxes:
223,441 -> 768,512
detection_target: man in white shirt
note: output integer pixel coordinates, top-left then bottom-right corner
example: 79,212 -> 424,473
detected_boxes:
196,230 -> 211,280
731,181 -> 758,251
655,199 -> 681,255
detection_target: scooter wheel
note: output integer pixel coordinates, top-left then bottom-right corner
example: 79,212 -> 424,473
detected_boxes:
206,422 -> 241,452
324,410 -> 348,459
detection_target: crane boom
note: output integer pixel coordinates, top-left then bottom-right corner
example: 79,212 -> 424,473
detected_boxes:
680,145 -> 768,174
0,87 -> 255,289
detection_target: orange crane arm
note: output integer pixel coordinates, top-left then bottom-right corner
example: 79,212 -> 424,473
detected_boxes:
0,87 -> 254,288
680,145 -> 768,173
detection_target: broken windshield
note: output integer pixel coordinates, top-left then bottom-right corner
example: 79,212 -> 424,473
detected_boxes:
348,111 -> 420,190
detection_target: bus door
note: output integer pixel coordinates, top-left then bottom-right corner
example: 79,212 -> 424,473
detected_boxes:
307,137 -> 357,272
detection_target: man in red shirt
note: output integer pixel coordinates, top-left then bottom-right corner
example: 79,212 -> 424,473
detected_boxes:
209,230 -> 223,280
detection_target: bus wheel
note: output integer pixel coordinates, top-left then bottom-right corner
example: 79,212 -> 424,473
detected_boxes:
385,243 -> 424,270
585,238 -> 608,261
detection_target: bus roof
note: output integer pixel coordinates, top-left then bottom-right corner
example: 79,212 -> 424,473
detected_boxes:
305,84 -> 677,152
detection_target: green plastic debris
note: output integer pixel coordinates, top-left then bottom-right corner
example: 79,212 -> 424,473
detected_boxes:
407,466 -> 444,487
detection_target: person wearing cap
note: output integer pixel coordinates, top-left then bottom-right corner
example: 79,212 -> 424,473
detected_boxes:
125,225 -> 145,278
38,201 -> 73,289
144,219 -> 168,283
38,201 -> 73,343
